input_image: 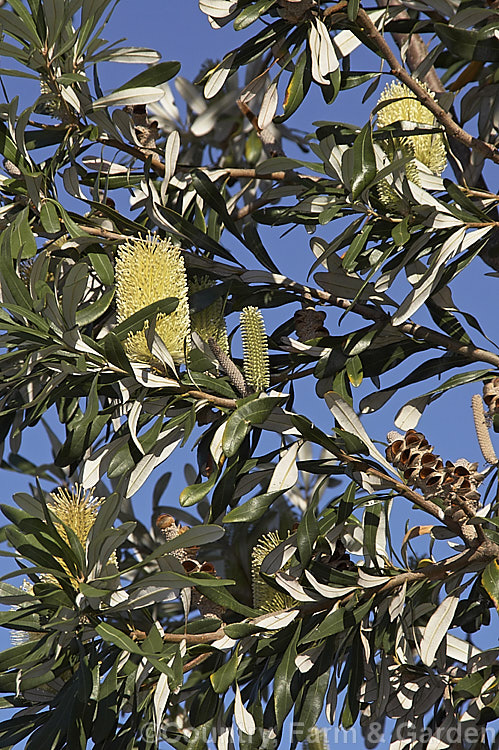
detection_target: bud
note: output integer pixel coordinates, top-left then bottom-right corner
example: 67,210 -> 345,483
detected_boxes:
189,275 -> 229,353
115,234 -> 190,365
240,306 -> 270,392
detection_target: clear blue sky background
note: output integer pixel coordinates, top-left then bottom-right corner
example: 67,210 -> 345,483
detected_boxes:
0,1 -> 498,747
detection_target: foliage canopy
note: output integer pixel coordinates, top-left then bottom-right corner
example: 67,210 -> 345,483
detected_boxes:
0,0 -> 498,748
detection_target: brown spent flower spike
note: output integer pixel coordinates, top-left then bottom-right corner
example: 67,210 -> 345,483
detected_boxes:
294,304 -> 329,342
156,514 -> 199,562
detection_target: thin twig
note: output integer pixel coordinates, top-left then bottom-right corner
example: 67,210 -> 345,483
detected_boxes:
180,388 -> 236,409
183,652 -> 211,673
281,277 -> 499,368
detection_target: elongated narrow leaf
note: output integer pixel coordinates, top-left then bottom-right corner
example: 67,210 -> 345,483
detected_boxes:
93,86 -> 165,108
351,123 -> 376,199
116,61 -> 180,91
420,595 -> 459,666
234,684 -> 256,735
324,392 -> 397,475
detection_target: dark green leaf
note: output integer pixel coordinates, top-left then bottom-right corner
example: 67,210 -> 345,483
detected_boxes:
276,48 -> 311,123
351,122 -> 376,199
273,621 -> 301,730
111,297 -> 178,339
234,0 -> 276,30
210,649 -> 239,693
116,60 -> 181,91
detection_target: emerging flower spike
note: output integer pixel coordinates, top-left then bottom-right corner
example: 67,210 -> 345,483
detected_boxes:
251,531 -> 295,612
240,306 -> 270,392
376,80 -> 447,175
115,234 -> 190,365
189,275 -> 229,353
47,484 -> 115,585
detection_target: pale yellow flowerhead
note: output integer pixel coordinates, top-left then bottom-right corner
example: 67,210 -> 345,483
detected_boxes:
115,234 -> 191,365
189,275 -> 229,353
47,484 -> 114,586
241,306 -> 270,393
376,81 -> 447,175
251,531 -> 295,612
49,484 -> 102,545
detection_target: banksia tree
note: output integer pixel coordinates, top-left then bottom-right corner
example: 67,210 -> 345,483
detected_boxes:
1,0 -> 499,747
240,305 -> 270,392
115,235 -> 190,365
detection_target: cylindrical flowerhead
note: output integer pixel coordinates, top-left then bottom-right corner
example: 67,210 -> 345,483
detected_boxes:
376,80 -> 447,175
240,306 -> 270,392
189,275 -> 229,353
47,484 -> 116,585
49,484 -> 102,546
251,531 -> 295,612
115,234 -> 190,365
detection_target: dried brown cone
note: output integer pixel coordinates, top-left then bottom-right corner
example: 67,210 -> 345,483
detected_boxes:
386,430 -> 447,494
483,377 -> 499,416
294,305 -> 329,342
386,431 -> 482,540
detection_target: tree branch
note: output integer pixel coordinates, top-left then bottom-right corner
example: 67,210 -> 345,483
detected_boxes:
280,276 -> 499,368
356,7 -> 499,165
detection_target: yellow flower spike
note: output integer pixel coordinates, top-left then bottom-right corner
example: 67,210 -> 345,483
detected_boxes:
115,234 -> 191,365
376,80 -> 447,175
49,484 -> 102,545
189,275 -> 229,353
251,531 -> 295,612
240,306 -> 270,393
47,484 -> 115,586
